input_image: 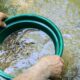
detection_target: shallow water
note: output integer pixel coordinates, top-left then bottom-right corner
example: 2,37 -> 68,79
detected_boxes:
0,29 -> 55,77
0,0 -> 80,80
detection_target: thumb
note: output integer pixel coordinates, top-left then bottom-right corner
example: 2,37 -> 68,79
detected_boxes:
0,12 -> 8,27
0,12 -> 8,21
0,21 -> 6,27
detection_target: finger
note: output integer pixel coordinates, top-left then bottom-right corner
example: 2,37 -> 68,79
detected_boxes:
60,58 -> 64,64
53,56 -> 64,66
53,68 -> 63,77
0,21 -> 6,27
0,12 -> 8,21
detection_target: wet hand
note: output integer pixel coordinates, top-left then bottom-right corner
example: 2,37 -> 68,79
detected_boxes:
38,55 -> 64,78
14,55 -> 64,80
0,12 -> 7,27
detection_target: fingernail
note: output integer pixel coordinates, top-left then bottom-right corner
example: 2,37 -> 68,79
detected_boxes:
4,23 -> 6,27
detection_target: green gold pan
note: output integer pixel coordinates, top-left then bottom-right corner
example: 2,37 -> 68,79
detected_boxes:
0,14 -> 64,80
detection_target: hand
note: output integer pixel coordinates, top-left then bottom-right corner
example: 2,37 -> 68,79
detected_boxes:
14,55 -> 64,80
0,12 -> 7,27
37,55 -> 64,78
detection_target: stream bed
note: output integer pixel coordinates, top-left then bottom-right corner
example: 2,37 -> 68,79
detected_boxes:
0,0 -> 80,80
